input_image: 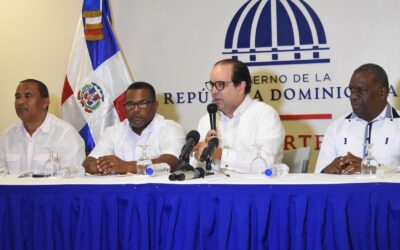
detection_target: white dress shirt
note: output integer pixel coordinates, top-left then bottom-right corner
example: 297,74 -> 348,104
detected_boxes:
0,113 -> 86,175
89,114 -> 185,161
315,104 -> 400,173
192,96 -> 285,174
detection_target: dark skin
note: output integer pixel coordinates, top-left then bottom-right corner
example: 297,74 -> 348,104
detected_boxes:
15,82 -> 49,135
83,88 -> 179,174
322,71 -> 388,174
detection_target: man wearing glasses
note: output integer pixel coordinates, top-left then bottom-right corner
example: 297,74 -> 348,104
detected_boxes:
83,82 -> 185,175
192,59 -> 285,174
315,63 -> 400,174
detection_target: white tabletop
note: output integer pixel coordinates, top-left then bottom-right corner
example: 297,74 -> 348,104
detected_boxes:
1,173 -> 400,186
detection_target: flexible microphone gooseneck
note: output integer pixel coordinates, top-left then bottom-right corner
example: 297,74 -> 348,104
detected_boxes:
178,130 -> 200,161
200,137 -> 219,162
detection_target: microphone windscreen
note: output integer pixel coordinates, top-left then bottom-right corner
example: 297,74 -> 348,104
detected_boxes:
209,137 -> 219,147
207,103 -> 218,114
186,130 -> 200,144
199,137 -> 219,162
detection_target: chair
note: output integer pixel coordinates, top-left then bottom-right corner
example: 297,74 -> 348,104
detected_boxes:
282,147 -> 311,173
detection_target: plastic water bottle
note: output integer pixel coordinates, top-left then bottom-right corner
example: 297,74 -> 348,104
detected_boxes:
264,164 -> 289,178
145,163 -> 171,177
60,166 -> 85,178
376,165 -> 398,179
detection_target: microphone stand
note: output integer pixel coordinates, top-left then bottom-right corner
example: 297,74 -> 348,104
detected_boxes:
169,157 -> 195,181
205,158 -> 214,176
184,159 -> 192,171
178,157 -> 194,171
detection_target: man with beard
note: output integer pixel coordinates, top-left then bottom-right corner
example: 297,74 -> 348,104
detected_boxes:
0,79 -> 85,175
83,82 -> 185,175
191,59 -> 285,174
315,63 -> 400,174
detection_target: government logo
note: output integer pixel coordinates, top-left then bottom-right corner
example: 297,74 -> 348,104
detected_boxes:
223,0 -> 330,66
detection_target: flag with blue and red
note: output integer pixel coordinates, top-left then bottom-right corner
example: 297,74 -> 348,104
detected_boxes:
61,0 -> 132,154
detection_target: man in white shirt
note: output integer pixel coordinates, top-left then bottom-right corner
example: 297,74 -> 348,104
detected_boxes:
0,79 -> 85,175
315,63 -> 400,174
83,82 -> 185,175
192,59 -> 285,174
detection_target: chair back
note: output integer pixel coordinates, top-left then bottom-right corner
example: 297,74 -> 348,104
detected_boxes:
282,147 -> 311,173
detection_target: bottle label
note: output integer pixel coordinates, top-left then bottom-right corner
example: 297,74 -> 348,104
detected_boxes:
146,163 -> 170,176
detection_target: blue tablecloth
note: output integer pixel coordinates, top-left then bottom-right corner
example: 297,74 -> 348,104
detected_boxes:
1,182 -> 400,250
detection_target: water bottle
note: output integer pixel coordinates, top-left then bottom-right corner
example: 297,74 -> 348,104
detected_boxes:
264,164 -> 289,178
145,163 -> 171,177
376,165 -> 398,179
60,166 -> 85,178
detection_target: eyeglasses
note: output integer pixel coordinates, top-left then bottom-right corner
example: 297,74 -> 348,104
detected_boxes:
124,100 -> 155,110
205,81 -> 232,91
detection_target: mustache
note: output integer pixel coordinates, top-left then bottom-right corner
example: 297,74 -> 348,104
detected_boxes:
16,106 -> 28,111
131,113 -> 144,119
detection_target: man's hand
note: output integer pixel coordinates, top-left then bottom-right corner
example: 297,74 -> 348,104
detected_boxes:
96,155 -> 130,174
340,152 -> 362,174
192,130 -> 220,161
321,157 -> 344,174
322,152 -> 362,174
205,129 -> 218,142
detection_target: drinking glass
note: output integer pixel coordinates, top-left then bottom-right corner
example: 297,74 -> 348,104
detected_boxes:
0,166 -> 8,177
361,143 -> 379,175
136,145 -> 150,175
43,147 -> 60,177
250,144 -> 267,175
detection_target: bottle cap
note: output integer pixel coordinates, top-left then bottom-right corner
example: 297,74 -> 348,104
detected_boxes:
145,167 -> 154,175
265,168 -> 273,176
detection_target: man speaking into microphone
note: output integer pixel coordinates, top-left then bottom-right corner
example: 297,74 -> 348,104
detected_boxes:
191,59 -> 285,174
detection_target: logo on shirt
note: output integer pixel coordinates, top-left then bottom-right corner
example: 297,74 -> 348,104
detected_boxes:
223,0 -> 330,66
78,82 -> 104,113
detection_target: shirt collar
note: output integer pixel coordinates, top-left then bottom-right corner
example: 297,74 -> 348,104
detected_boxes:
39,113 -> 52,133
16,113 -> 51,135
350,103 -> 391,122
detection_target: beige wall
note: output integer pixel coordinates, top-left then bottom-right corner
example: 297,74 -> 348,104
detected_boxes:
0,0 -> 81,132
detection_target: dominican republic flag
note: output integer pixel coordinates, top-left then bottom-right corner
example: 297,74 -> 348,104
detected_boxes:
61,0 -> 132,154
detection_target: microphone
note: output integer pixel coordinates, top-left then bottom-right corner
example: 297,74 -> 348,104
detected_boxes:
179,130 -> 200,161
200,137 -> 219,162
207,103 -> 217,130
174,167 -> 205,181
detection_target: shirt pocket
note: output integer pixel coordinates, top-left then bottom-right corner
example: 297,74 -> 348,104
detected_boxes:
6,153 -> 21,174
